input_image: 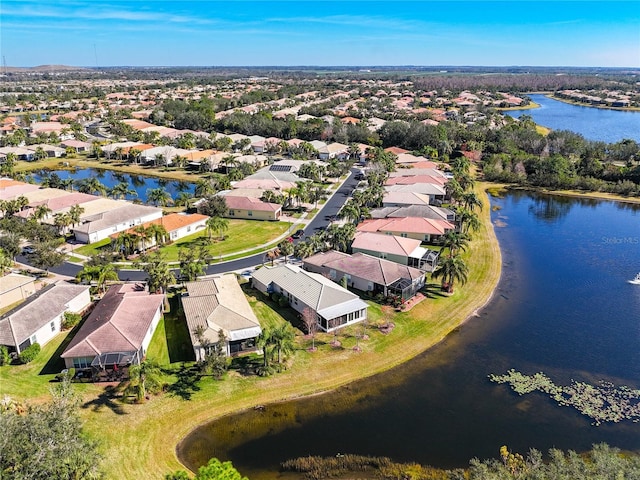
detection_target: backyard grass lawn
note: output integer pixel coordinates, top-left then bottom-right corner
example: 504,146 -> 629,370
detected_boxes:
158,219 -> 290,261
2,184 -> 502,480
74,237 -> 112,257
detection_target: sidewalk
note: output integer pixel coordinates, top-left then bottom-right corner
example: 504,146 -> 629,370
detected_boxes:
60,171 -> 351,269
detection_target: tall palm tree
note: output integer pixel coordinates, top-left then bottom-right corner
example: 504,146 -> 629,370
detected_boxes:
442,230 -> 470,257
146,224 -> 168,247
456,207 -> 481,234
113,232 -> 138,258
125,360 -> 163,403
175,192 -> 193,208
294,241 -> 315,260
31,204 -> 52,222
68,204 -> 85,229
206,216 -> 229,241
142,251 -> 176,295
277,239 -> 294,264
461,191 -> 483,212
109,182 -> 137,200
146,187 -> 173,207
339,201 -> 361,224
76,263 -> 119,293
432,254 -> 469,294
271,323 -> 295,364
134,225 -> 151,252
256,327 -> 273,371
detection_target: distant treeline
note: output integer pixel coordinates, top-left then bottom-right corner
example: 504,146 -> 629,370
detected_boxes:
413,73 -> 635,93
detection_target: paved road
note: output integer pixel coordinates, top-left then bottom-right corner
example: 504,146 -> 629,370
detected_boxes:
30,168 -> 360,281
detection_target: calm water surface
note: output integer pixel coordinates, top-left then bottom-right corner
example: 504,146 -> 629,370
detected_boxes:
178,192 -> 640,479
29,168 -> 195,203
505,94 -> 640,143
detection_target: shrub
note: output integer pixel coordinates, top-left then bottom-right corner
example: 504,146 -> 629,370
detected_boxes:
62,311 -> 82,329
0,345 -> 10,366
278,296 -> 289,308
18,343 -> 41,364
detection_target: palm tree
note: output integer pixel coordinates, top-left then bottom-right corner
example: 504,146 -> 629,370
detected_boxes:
432,254 -> 469,293
77,177 -> 107,196
456,207 -> 481,234
53,212 -> 72,235
444,178 -> 464,205
125,360 -> 163,403
461,191 -> 483,212
134,225 -> 151,252
141,251 -> 176,295
256,327 -> 273,371
442,230 -> 470,257
146,224 -> 168,247
277,239 -> 294,264
175,192 -> 193,208
339,201 -> 361,224
206,216 -> 229,241
113,232 -> 138,258
109,182 -> 137,200
194,179 -> 217,198
146,187 -> 173,207
76,263 -> 119,293
31,204 -> 52,222
68,204 -> 84,229
0,248 -> 12,274
271,323 -> 295,364
264,247 -> 280,266
294,241 -> 315,260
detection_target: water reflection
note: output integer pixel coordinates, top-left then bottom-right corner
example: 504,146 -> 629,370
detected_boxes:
178,192 -> 640,479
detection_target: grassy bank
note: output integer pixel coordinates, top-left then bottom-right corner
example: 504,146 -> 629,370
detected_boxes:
487,182 -> 640,205
14,155 -> 203,183
0,183 -> 501,479
75,181 -> 501,479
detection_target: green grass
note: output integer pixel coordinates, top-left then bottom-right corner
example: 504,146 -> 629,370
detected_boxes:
74,238 -> 112,257
157,219 -> 290,261
1,180 -> 503,480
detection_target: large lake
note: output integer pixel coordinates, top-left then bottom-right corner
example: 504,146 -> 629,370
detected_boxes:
28,168 -> 195,203
178,192 -> 640,479
505,94 -> 640,143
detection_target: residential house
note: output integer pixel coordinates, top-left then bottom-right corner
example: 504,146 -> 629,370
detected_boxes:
219,195 -> 282,221
303,250 -> 425,302
0,282 -> 91,354
384,183 -> 447,204
73,203 -> 163,244
61,140 -> 92,153
0,273 -> 36,308
61,283 -> 164,370
110,213 -> 209,249
181,275 -> 262,360
351,231 -> 440,272
252,264 -> 368,332
317,142 -> 349,160
370,204 -> 456,222
357,216 -> 455,243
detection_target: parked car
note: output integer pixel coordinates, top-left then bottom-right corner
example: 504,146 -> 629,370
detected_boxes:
21,246 -> 36,255
291,229 -> 305,239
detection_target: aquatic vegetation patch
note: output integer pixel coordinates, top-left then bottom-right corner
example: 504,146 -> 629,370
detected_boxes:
489,369 -> 640,425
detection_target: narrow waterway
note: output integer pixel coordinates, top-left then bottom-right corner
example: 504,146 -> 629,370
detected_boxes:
178,192 -> 640,479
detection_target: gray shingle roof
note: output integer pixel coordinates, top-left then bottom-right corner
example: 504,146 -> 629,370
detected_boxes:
182,276 -> 261,346
0,282 -> 90,347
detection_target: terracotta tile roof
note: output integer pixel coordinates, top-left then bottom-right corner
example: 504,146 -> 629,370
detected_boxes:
384,146 -> 409,155
352,231 -> 421,256
357,217 -> 455,235
112,213 -> 209,238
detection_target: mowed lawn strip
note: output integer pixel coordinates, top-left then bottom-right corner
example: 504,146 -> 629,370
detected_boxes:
73,220 -> 291,262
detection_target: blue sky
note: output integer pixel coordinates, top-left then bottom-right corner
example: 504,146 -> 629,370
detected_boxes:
1,1 -> 639,67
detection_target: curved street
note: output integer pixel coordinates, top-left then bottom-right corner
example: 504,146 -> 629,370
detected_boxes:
22,168 -> 360,282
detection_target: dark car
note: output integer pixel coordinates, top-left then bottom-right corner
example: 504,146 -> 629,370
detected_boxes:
291,229 -> 305,239
21,246 -> 36,255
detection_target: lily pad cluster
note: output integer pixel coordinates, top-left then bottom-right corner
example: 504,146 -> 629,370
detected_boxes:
489,369 -> 640,426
